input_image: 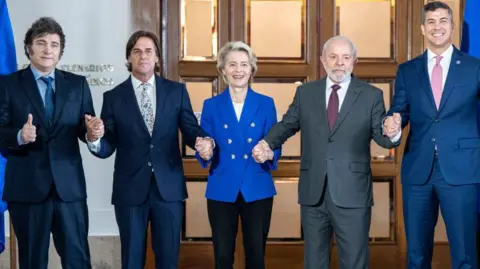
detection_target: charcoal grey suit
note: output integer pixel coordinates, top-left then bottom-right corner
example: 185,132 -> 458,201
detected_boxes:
264,76 -> 399,269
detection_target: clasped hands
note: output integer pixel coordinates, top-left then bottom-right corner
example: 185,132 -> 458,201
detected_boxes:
85,115 -> 104,142
252,140 -> 273,164
195,137 -> 214,160
383,112 -> 401,138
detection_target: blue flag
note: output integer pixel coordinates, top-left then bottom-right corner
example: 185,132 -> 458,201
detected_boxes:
461,0 -> 480,222
0,0 -> 16,254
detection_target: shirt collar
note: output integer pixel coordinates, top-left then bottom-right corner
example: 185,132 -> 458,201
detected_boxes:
131,74 -> 156,90
326,74 -> 351,91
427,44 -> 453,62
30,65 -> 55,81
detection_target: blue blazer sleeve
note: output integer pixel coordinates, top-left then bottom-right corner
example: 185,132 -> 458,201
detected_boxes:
387,65 -> 410,128
265,98 -> 281,170
195,99 -> 214,168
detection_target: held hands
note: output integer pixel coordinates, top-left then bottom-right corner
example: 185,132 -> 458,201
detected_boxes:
252,140 -> 274,164
21,114 -> 36,144
85,115 -> 104,142
383,113 -> 402,138
195,137 -> 214,160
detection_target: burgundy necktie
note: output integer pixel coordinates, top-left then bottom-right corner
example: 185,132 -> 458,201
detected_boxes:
327,84 -> 341,130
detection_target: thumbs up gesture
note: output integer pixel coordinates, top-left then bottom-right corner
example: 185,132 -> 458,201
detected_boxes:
21,114 -> 36,144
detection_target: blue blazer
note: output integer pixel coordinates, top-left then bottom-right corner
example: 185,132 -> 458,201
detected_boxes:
91,76 -> 207,205
388,47 -> 480,185
196,88 -> 281,203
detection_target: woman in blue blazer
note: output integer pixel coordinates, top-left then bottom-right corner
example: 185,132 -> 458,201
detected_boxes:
196,41 -> 281,269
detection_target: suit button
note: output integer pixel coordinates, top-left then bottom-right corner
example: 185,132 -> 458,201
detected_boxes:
431,138 -> 436,142
231,154 -> 235,159
150,144 -> 154,148
247,138 -> 252,143
227,139 -> 232,144
328,138 -> 333,143
250,122 -> 255,127
435,118 -> 440,122
243,154 -> 248,159
148,162 -> 152,167
224,124 -> 228,129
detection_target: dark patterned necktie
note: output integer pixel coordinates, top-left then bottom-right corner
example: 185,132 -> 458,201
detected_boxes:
40,76 -> 55,122
327,84 -> 341,130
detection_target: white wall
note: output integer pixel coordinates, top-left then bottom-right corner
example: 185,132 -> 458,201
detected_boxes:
6,0 -> 133,236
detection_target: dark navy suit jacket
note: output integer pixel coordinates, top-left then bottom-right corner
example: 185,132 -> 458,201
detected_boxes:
91,76 -> 207,205
0,67 -> 95,202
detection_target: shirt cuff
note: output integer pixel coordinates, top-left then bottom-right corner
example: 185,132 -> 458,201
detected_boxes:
86,133 -> 101,152
390,131 -> 401,143
17,130 -> 24,146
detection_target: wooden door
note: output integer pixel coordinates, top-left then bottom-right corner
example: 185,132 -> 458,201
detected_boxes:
128,0 -> 427,268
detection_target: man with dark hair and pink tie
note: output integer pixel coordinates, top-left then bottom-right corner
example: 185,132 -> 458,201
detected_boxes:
252,35 -> 399,269
384,1 -> 480,268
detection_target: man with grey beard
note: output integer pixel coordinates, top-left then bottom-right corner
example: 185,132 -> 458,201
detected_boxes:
252,35 -> 400,269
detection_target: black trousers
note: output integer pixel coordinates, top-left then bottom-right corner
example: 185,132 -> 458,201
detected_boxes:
207,193 -> 273,269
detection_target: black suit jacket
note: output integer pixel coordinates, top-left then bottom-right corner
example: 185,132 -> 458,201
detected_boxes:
91,76 -> 207,205
264,77 -> 399,207
0,67 -> 95,203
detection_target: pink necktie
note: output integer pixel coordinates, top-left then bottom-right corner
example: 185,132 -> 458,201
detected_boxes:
431,55 -> 443,109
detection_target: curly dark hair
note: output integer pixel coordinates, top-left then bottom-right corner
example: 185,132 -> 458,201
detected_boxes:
24,17 -> 66,60
125,30 -> 161,73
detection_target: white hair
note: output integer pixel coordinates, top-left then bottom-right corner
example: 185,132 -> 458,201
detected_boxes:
322,35 -> 358,59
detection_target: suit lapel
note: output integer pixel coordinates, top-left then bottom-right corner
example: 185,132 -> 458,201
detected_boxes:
238,88 -> 260,137
217,88 -> 240,135
329,78 -> 361,137
313,78 -> 328,135
438,49 -> 462,112
20,68 -> 49,128
121,77 -> 150,137
51,70 -> 70,129
415,51 -> 438,112
151,76 -> 168,137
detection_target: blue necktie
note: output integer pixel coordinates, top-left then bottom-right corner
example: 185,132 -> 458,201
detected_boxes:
40,76 -> 55,121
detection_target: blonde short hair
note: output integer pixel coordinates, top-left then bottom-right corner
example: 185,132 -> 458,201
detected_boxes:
217,41 -> 258,83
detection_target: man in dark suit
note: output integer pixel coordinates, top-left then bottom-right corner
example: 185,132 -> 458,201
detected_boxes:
86,30 -> 213,269
0,17 -> 93,268
384,2 -> 480,268
253,35 -> 399,269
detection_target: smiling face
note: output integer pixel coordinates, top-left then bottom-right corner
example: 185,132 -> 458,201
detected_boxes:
28,34 -> 61,74
421,8 -> 453,53
221,50 -> 252,89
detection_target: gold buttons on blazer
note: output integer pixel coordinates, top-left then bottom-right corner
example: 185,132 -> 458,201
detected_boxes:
247,138 -> 252,143
243,154 -> 248,159
231,154 -> 236,159
224,124 -> 228,129
250,122 -> 255,127
227,139 -> 232,144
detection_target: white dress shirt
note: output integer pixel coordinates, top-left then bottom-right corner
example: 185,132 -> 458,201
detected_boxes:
232,101 -> 244,121
87,74 -> 156,151
131,74 -> 157,113
427,44 -> 453,92
325,75 -> 351,110
389,45 -> 454,143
